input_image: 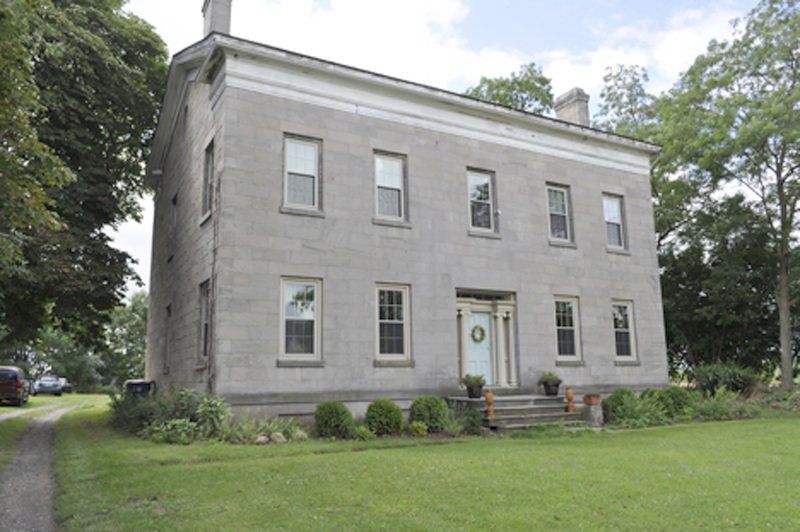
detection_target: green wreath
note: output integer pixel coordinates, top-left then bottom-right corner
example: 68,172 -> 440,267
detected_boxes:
471,325 -> 486,343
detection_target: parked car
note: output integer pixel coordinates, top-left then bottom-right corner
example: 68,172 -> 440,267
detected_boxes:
33,375 -> 63,396
0,366 -> 29,406
59,378 -> 73,393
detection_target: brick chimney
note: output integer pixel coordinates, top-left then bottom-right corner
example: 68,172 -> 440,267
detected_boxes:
202,0 -> 232,36
554,88 -> 590,127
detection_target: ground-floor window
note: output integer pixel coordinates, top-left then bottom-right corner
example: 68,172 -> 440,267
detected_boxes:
376,284 -> 410,360
612,300 -> 636,359
554,297 -> 581,360
280,278 -> 321,359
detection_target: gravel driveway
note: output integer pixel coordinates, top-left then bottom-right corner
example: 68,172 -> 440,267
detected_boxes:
0,403 -> 58,423
0,407 -> 74,532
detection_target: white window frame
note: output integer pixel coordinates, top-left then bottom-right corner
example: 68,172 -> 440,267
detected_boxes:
199,281 -> 211,360
202,141 -> 214,216
373,152 -> 407,221
283,136 -> 321,211
603,193 -> 626,249
612,300 -> 637,360
375,284 -> 411,361
467,169 -> 495,232
554,296 -> 582,361
547,184 -> 572,242
279,277 -> 322,360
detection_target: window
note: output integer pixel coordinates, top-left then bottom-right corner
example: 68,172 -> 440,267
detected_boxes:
603,194 -> 625,248
547,185 -> 572,241
202,141 -> 214,216
376,285 -> 410,359
280,278 -> 321,358
612,301 -> 636,359
199,281 -> 210,359
374,153 -> 406,220
468,170 -> 495,231
554,297 -> 581,359
284,136 -> 320,209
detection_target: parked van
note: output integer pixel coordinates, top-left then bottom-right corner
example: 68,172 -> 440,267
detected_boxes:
0,366 -> 29,406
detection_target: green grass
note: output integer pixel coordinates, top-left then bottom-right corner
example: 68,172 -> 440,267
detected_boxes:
55,405 -> 800,531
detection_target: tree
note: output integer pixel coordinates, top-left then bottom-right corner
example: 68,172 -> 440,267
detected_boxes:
660,0 -> 800,388
0,0 -> 168,349
0,1 -> 73,268
464,62 -> 554,114
100,291 -> 147,385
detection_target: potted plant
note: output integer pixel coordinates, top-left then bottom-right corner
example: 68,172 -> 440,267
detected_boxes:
538,372 -> 562,397
461,374 -> 486,399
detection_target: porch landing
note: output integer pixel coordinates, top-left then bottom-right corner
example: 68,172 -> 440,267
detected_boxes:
449,394 -> 587,431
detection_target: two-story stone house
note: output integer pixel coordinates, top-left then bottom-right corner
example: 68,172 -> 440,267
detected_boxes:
145,0 -> 668,417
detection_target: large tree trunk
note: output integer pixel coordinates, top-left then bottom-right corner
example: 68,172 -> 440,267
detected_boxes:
777,255 -> 795,390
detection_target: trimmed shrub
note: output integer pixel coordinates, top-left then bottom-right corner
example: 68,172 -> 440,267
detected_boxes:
602,388 -> 636,424
693,387 -> 758,421
409,421 -> 428,437
314,401 -> 354,439
353,425 -> 376,441
611,394 -> 668,429
409,396 -> 449,433
694,363 -> 759,397
365,399 -> 403,436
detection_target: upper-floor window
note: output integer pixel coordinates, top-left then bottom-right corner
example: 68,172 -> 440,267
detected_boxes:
547,185 -> 572,242
202,141 -> 214,216
603,194 -> 626,249
612,300 -> 637,359
374,152 -> 406,220
280,277 -> 321,359
284,136 -> 321,209
376,284 -> 410,360
467,169 -> 495,231
554,297 -> 581,360
199,280 -> 210,359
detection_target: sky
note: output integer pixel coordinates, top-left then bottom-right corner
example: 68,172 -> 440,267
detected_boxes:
115,0 -> 755,293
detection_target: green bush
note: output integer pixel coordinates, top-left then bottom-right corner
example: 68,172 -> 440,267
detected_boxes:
314,401 -> 354,439
656,387 -> 700,418
611,394 -> 669,429
409,396 -> 449,433
409,421 -> 428,437
460,407 -> 484,436
693,387 -> 758,421
440,409 -> 464,437
197,395 -> 230,438
142,418 -> 199,445
220,418 -> 259,444
602,388 -> 636,424
694,363 -> 759,397
109,393 -> 155,433
353,425 -> 376,441
365,399 -> 403,436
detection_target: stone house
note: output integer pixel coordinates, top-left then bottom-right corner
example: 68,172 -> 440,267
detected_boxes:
144,0 -> 668,417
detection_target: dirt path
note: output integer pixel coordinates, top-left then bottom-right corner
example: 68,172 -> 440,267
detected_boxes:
0,406 -> 73,532
0,403 -> 58,423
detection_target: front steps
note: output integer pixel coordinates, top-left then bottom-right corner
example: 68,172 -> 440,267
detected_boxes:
449,394 -> 587,432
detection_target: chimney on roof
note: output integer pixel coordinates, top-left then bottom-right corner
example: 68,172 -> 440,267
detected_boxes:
202,0 -> 232,36
554,87 -> 590,127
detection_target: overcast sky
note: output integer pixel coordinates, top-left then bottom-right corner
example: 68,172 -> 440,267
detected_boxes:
114,0 -> 753,294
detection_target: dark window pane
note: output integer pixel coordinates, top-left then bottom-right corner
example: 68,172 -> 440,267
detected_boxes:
606,222 -> 622,247
615,331 -> 632,357
550,213 -> 568,239
555,301 -> 574,327
379,322 -> 404,354
613,305 -> 629,329
377,186 -> 401,217
557,329 -> 576,356
471,201 -> 492,229
286,319 -> 314,354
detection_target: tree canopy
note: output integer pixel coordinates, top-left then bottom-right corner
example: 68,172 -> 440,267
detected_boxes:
464,62 -> 554,115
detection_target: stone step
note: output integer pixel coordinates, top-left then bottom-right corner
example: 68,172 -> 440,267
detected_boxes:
495,420 -> 587,432
490,404 -> 575,415
484,411 -> 585,427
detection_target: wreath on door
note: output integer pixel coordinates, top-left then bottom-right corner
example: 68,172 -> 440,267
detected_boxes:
471,324 -> 486,343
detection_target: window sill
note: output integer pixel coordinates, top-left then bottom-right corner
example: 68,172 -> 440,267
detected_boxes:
372,217 -> 412,229
606,247 -> 631,256
199,211 -> 212,227
468,229 -> 500,240
279,205 -> 325,218
614,359 -> 640,367
549,239 -> 577,249
277,358 -> 325,368
555,359 -> 585,367
373,358 -> 415,368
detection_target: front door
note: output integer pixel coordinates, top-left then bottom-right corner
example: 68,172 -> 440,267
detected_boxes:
467,311 -> 493,385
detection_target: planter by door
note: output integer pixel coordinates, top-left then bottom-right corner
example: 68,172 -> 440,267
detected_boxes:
466,385 -> 483,399
543,382 -> 560,396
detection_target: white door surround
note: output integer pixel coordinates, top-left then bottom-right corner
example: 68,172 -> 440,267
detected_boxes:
456,294 -> 518,388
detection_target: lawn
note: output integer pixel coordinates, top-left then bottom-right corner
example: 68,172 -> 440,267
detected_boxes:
55,405 -> 800,531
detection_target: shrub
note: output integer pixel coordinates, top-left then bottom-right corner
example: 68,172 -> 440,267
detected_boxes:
259,416 -> 304,440
197,395 -> 230,438
694,363 -> 759,397
460,407 -> 484,436
602,388 -> 636,424
656,387 -> 700,419
109,393 -> 155,433
409,396 -> 449,433
409,421 -> 428,437
220,418 -> 259,444
314,401 -> 354,439
353,425 -> 376,441
142,418 -> 200,445
693,387 -> 758,421
610,394 -> 668,429
365,399 -> 403,436
441,410 -> 464,437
